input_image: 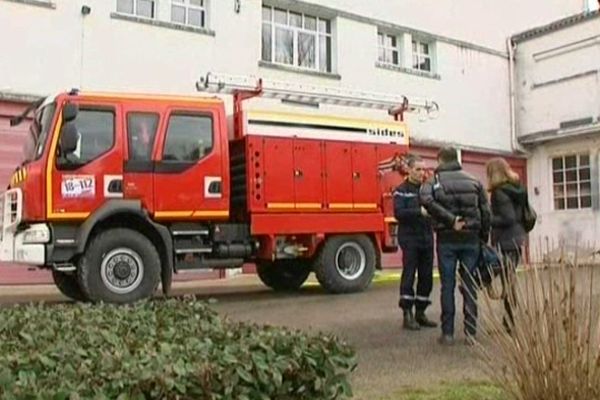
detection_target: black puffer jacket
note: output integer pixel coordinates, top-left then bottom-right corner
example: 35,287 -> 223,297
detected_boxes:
490,182 -> 527,250
420,161 -> 491,243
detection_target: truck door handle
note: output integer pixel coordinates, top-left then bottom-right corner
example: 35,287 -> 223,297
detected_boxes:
353,172 -> 360,179
294,170 -> 303,178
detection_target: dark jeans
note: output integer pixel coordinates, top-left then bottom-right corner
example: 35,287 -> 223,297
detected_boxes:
399,242 -> 434,312
500,248 -> 521,329
437,241 -> 480,337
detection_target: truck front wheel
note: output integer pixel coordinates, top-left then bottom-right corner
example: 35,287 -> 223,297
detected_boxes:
314,235 -> 376,293
256,259 -> 311,291
52,270 -> 87,302
78,228 -> 161,304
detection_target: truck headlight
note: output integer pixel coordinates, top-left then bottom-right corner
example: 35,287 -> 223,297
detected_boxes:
22,225 -> 50,244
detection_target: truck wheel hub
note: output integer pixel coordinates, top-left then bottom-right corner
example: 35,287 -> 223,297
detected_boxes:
101,248 -> 144,294
335,242 -> 366,281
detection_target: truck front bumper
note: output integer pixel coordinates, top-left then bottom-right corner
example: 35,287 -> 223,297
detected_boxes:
0,189 -> 49,265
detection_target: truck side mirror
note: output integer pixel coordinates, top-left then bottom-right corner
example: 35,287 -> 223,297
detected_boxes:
62,103 -> 79,122
59,122 -> 79,154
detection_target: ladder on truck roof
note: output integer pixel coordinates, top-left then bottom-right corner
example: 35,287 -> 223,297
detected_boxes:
195,72 -> 439,122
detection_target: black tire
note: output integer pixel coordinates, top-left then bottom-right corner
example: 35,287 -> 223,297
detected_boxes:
314,234 -> 376,293
52,270 -> 87,302
256,259 -> 311,291
78,228 -> 161,304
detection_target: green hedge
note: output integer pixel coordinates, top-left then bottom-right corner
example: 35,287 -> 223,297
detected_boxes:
0,299 -> 356,399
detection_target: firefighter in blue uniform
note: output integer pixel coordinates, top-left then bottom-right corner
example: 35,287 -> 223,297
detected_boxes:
393,155 -> 437,330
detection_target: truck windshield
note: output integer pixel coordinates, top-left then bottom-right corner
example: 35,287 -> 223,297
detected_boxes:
23,102 -> 56,163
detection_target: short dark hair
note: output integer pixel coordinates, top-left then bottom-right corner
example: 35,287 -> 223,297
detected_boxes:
437,146 -> 458,163
405,154 -> 423,168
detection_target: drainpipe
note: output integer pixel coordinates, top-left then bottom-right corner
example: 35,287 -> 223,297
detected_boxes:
507,37 -> 530,155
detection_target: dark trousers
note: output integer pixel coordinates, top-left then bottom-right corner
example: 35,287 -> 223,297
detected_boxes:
399,242 -> 434,312
437,242 -> 480,337
500,248 -> 521,328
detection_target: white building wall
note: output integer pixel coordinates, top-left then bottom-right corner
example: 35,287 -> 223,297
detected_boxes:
514,13 -> 600,258
0,0 -> 582,153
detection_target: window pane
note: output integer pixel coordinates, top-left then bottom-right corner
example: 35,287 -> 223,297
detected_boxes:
420,56 -> 431,71
190,0 -> 203,6
377,33 -> 384,46
553,184 -> 565,198
420,43 -> 429,54
567,197 -> 579,209
553,171 -> 564,183
318,18 -> 330,33
73,110 -> 115,163
579,167 -> 590,180
552,157 -> 563,170
565,155 -> 577,168
164,115 -> 213,162
274,8 -> 287,24
262,6 -> 271,21
378,47 -> 385,63
412,41 -> 417,52
566,183 -> 578,197
304,16 -> 317,30
290,12 -> 302,28
117,0 -> 134,14
392,50 -> 399,65
554,198 -> 565,210
580,181 -> 591,196
172,5 -> 185,24
581,196 -> 592,208
127,113 -> 159,161
275,27 -> 294,65
384,35 -> 393,47
580,154 -> 590,166
262,23 -> 272,61
319,35 -> 331,72
412,55 -> 419,69
137,0 -> 154,18
565,170 -> 577,182
298,32 -> 316,69
172,0 -> 184,3
188,8 -> 204,27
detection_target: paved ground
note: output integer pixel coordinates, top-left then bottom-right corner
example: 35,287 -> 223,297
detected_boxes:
0,272 -> 488,399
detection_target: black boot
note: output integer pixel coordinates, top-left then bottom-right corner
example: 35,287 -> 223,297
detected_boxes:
415,310 -> 437,328
403,309 -> 421,331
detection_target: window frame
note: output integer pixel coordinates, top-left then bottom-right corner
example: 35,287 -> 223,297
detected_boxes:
116,0 -> 156,19
377,32 -> 400,66
261,5 -> 332,73
56,106 -> 117,171
171,0 -> 207,28
161,111 -> 215,164
551,153 -> 592,211
412,38 -> 432,72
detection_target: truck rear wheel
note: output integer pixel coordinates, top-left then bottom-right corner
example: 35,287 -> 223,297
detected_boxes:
78,228 -> 161,304
314,235 -> 376,293
52,270 -> 87,302
256,259 -> 311,291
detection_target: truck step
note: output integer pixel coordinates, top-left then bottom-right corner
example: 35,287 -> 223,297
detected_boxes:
174,246 -> 212,254
175,258 -> 244,270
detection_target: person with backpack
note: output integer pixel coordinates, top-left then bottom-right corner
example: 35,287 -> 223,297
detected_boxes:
420,147 -> 491,345
485,157 -> 534,332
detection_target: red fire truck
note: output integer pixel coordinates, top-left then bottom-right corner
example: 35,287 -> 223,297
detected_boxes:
0,73 -> 439,303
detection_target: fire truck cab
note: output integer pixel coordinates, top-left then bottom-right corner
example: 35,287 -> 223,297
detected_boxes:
0,73 -> 438,304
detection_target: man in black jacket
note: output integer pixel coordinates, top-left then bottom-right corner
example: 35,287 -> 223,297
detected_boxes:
420,147 -> 491,345
393,155 -> 437,330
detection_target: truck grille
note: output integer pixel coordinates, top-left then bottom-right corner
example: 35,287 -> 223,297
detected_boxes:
0,189 -> 23,242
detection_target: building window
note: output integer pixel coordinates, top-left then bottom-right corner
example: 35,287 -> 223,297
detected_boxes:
171,0 -> 206,28
378,33 -> 400,65
412,39 -> 432,72
261,6 -> 332,73
552,154 -> 591,210
117,0 -> 156,18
